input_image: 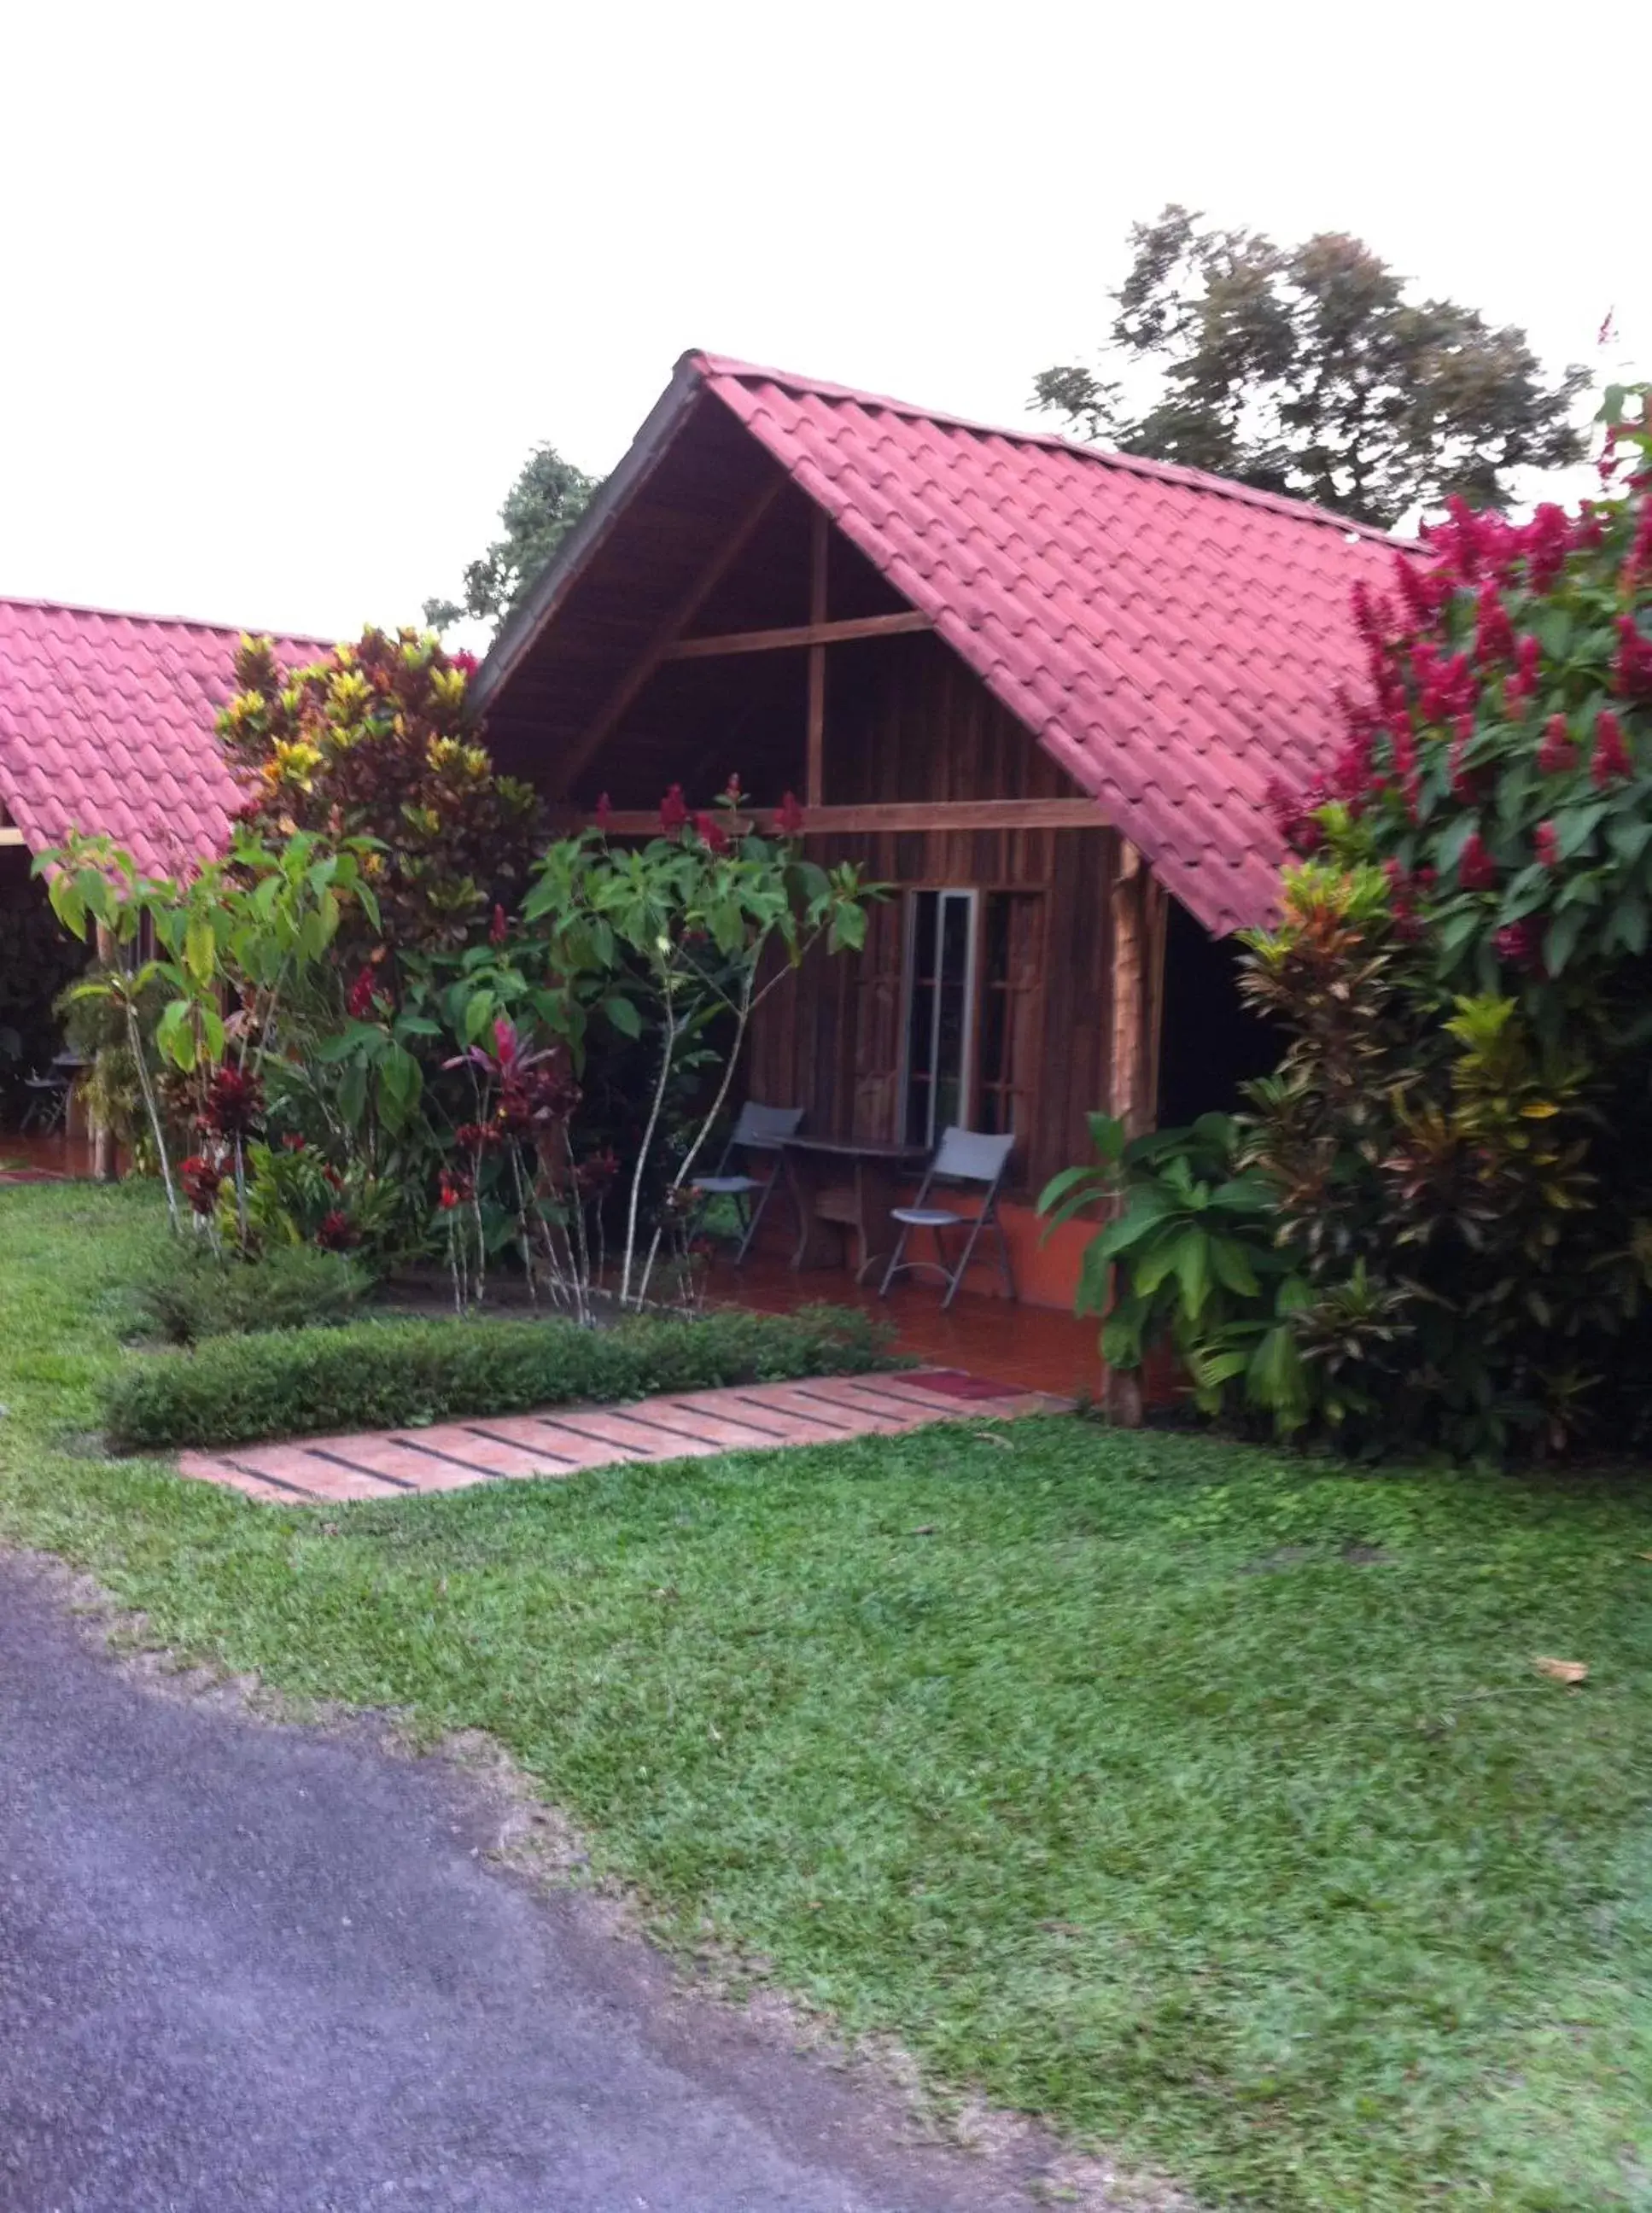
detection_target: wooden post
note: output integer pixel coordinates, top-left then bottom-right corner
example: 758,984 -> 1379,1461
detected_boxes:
805,507 -> 828,808
1104,842 -> 1168,1424
1108,841 -> 1155,1138
90,920 -> 115,1181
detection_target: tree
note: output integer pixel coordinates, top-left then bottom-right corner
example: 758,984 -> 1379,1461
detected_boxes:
423,442 -> 599,634
1034,206 -> 1588,528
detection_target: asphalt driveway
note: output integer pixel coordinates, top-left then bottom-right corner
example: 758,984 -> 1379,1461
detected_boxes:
0,1554 -> 1059,2213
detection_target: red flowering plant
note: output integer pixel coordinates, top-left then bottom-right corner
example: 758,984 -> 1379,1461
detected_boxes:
1243,384 -> 1652,1458
42,822 -> 378,1245
436,1009 -> 600,1315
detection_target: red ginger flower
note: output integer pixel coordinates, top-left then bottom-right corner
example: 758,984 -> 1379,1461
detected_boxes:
1459,831 -> 1497,892
1496,921 -> 1542,971
1614,616 -> 1652,700
1538,714 -> 1573,774
1592,709 -> 1632,787
346,967 -> 377,1019
1524,504 -> 1572,593
692,809 -> 729,855
1509,632 -> 1542,703
658,784 -> 688,834
489,902 -> 509,947
450,649 -> 479,678
773,790 -> 807,838
1535,820 -> 1561,871
1474,582 -> 1516,668
316,1209 -> 359,1252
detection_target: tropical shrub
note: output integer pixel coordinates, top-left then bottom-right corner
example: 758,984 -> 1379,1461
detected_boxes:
103,1302 -> 899,1451
134,1242 -> 371,1345
1038,1112 -> 1313,1431
217,627 -> 541,953
42,827 -> 381,1239
1047,387 -> 1652,1459
1244,382 -> 1652,1457
42,756 -> 875,1322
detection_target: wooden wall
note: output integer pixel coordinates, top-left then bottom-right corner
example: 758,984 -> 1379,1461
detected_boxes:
743,631 -> 1156,1197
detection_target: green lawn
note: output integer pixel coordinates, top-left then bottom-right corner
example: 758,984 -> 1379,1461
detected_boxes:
3,1180 -> 1651,2210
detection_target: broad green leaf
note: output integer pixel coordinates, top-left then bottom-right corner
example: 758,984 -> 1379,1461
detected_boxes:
1544,904 -> 1588,976
184,916 -> 215,985
1209,1235 -> 1260,1298
1555,802 -> 1608,861
1170,1228 -> 1212,1318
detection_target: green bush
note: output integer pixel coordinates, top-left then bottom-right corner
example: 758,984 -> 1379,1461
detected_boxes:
1039,1111 -> 1314,1431
104,1302 -> 899,1451
134,1241 -> 373,1345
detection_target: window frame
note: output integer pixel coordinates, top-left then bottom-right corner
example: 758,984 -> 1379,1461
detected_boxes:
897,885 -> 980,1150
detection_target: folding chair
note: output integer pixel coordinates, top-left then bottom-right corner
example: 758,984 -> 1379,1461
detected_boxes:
879,1126 -> 1017,1308
692,1101 -> 803,1263
19,1070 -> 69,1136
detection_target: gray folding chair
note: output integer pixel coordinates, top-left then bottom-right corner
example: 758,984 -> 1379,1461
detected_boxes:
879,1125 -> 1017,1308
692,1101 -> 803,1263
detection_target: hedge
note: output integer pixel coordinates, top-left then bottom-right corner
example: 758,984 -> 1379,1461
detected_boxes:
104,1303 -> 901,1452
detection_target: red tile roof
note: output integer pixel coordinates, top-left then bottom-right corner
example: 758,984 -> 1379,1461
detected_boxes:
0,598 -> 329,876
680,356 -> 1407,932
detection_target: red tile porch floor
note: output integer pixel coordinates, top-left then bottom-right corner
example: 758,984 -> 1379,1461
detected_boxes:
0,1131 -> 101,1182
178,1370 -> 1068,1504
703,1252 -> 1103,1401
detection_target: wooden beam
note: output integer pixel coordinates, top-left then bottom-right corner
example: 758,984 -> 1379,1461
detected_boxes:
547,797 -> 1108,837
0,826 -> 26,847
806,506 -> 828,809
662,610 -> 931,661
556,474 -> 789,798
1108,839 -> 1153,1141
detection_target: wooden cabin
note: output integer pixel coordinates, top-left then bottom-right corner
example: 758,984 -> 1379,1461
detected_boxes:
475,354 -> 1403,1307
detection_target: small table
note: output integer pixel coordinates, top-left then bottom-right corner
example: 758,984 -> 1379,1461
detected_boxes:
780,1136 -> 929,1278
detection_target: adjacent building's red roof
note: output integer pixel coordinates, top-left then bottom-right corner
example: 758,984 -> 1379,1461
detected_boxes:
0,598 -> 328,876
682,355 -> 1407,932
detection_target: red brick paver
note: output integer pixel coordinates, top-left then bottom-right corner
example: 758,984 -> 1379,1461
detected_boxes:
174,1370 -> 1066,1504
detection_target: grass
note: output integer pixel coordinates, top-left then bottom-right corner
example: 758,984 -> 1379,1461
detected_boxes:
3,1179 -> 1652,2210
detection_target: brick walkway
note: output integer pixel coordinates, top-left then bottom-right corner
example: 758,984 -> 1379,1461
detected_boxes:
176,1369 -> 1067,1504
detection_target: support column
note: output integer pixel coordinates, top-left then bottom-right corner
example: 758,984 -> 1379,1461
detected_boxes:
1105,843 -> 1168,1422
805,508 -> 827,808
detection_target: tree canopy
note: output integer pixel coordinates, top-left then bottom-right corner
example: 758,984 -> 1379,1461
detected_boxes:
424,442 -> 600,635
1034,207 -> 1588,528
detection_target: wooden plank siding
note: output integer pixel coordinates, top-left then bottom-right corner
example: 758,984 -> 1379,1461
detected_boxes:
742,629 -> 1133,1198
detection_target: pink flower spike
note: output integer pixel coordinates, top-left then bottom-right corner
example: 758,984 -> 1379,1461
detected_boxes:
1592,709 -> 1632,787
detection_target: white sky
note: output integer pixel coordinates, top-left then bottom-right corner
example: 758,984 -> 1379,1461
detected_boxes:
1,0 -> 1644,643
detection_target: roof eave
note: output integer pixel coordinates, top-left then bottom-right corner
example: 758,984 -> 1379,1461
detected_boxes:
470,354 -> 710,718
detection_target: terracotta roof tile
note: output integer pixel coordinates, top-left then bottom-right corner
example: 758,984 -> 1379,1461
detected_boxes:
664,355 -> 1408,932
0,598 -> 329,875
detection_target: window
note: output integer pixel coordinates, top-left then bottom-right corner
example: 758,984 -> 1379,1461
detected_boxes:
902,890 -> 976,1146
899,889 -> 1043,1148
977,891 -> 1042,1136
